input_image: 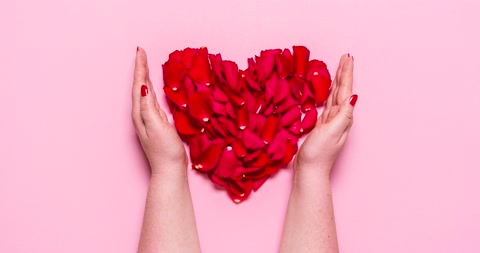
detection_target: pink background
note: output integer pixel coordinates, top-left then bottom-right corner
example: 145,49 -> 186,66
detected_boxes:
1,0 -> 479,252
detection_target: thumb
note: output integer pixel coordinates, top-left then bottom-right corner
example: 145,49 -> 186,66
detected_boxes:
328,94 -> 358,136
140,84 -> 162,130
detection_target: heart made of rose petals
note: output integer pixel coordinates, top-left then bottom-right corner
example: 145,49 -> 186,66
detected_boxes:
162,46 -> 331,203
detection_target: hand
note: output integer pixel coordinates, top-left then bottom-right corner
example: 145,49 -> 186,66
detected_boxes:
131,47 -> 188,175
294,54 -> 357,177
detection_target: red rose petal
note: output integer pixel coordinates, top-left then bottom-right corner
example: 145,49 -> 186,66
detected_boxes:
306,60 -> 330,81
267,130 -> 287,160
300,83 -> 316,113
248,149 -> 269,167
259,49 -> 282,79
226,102 -> 236,119
300,108 -> 318,134
282,139 -> 298,165
214,146 -> 238,178
163,61 -> 186,90
213,101 -> 227,117
245,72 -> 261,91
209,173 -> 227,188
212,87 -> 229,103
265,73 -> 278,103
222,87 -> 245,107
263,102 -> 275,116
252,176 -> 269,191
211,118 -> 228,137
242,89 -> 257,113
230,166 -> 246,181
188,47 -> 211,85
281,106 -> 301,127
209,53 -> 225,82
168,50 -> 182,62
235,105 -> 248,130
253,114 -> 267,136
217,116 -> 238,136
228,179 -> 253,203
181,48 -> 199,68
288,120 -> 302,135
247,57 -> 257,77
188,133 -> 210,162
183,76 -> 196,97
243,149 -> 262,163
273,77 -> 290,105
311,74 -> 331,104
242,129 -> 265,150
164,86 -> 188,108
288,77 -> 304,101
293,46 -> 310,77
275,54 -> 292,79
261,115 -> 279,144
173,110 -> 201,135
232,138 -> 247,158
275,94 -> 299,114
187,91 -> 214,123
193,141 -> 223,172
222,60 -> 239,90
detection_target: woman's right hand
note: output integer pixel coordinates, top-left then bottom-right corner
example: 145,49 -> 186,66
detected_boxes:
294,54 -> 357,178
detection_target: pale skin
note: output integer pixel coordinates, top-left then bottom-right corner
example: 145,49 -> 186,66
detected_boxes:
132,48 -> 356,253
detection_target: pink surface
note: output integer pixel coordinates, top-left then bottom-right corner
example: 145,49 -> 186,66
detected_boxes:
1,0 -> 480,252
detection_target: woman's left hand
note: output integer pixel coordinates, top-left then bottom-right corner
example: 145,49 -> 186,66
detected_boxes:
131,47 -> 188,176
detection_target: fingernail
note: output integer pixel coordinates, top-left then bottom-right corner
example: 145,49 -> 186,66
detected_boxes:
136,46 -> 139,52
348,53 -> 350,58
141,85 -> 148,97
349,94 -> 358,106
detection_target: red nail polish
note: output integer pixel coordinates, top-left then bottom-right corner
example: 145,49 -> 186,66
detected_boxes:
348,53 -> 350,58
349,94 -> 358,106
141,85 -> 148,96
136,46 -> 139,52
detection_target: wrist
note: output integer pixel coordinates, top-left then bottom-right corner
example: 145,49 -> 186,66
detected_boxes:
150,162 -> 189,184
293,163 -> 332,189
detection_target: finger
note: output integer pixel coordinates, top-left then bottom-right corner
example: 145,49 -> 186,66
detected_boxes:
332,54 -> 350,106
327,94 -> 358,137
140,84 -> 163,133
338,120 -> 353,145
132,46 -> 149,131
337,55 -> 354,106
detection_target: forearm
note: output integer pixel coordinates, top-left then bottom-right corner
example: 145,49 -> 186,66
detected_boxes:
138,165 -> 201,253
280,167 -> 339,253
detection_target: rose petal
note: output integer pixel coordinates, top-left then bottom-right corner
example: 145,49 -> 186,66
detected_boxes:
288,119 -> 302,135
281,106 -> 302,127
181,48 -> 199,68
242,88 -> 257,113
213,101 -> 227,117
263,102 -> 275,116
163,61 -> 186,90
188,133 -> 210,162
300,83 -> 316,113
236,72 -> 247,92
187,91 -> 214,123
288,77 -> 304,101
226,102 -> 236,119
214,146 -> 238,178
188,47 -> 211,85
245,72 -> 261,91
168,50 -> 182,62
217,116 -> 238,136
209,53 -> 225,82
243,149 -> 262,163
242,129 -> 265,150
311,74 -> 331,104
232,138 -> 247,158
261,115 -> 279,144
267,130 -> 287,160
193,140 -> 223,172
230,166 -> 246,180
173,110 -> 201,135
275,95 -> 299,114
248,149 -> 270,167
273,77 -> 290,105
282,139 -> 298,165
275,54 -> 292,79
164,86 -> 188,108
183,76 -> 196,96
227,179 -> 253,203
222,60 -> 239,90
253,114 -> 267,136
211,118 -> 228,137
265,73 -> 278,103
235,105 -> 248,130
293,46 -> 310,77
252,176 -> 269,191
306,59 -> 330,81
221,87 -> 245,107
209,172 -> 227,188
259,49 -> 282,79
300,108 -> 318,134
212,87 -> 229,103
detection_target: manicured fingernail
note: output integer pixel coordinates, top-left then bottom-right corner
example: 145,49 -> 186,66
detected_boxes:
141,85 -> 148,96
349,94 -> 358,106
348,53 -> 350,58
136,46 -> 139,52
